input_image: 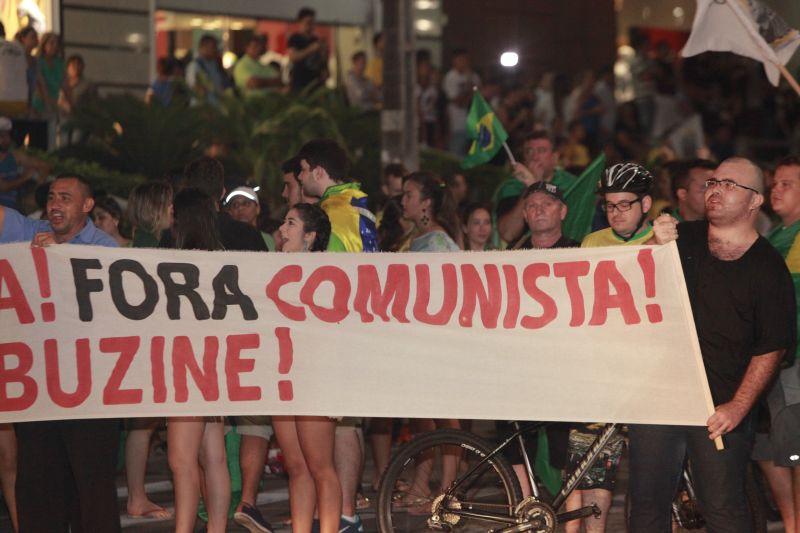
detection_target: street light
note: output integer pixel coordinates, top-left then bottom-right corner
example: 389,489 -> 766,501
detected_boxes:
500,51 -> 519,68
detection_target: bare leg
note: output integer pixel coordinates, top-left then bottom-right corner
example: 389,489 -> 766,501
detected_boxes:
238,434 -> 269,510
581,488 -> 612,532
335,426 -> 363,516
0,424 -> 17,532
274,416 -> 316,532
435,419 -> 461,492
297,417 -> 341,533
125,420 -> 170,518
199,421 -> 230,533
758,460 -> 795,533
369,418 -> 392,490
512,464 -> 533,499
564,490 -> 583,533
408,419 -> 436,499
564,489 -> 613,533
167,417 -> 204,533
793,466 -> 800,533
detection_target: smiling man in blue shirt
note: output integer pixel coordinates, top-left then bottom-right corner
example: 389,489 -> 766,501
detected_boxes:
0,174 -> 117,247
0,174 -> 122,532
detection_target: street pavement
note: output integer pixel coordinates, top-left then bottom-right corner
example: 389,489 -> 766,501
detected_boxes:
0,421 -> 787,532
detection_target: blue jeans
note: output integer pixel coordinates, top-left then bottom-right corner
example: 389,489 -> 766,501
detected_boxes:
628,421 -> 755,533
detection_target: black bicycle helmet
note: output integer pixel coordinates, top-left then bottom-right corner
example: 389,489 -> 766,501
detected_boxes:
598,162 -> 654,195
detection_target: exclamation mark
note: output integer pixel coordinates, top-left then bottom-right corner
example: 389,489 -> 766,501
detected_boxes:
275,327 -> 294,401
31,248 -> 55,322
637,249 -> 662,323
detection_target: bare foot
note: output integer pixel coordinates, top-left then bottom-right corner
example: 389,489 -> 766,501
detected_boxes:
127,499 -> 172,519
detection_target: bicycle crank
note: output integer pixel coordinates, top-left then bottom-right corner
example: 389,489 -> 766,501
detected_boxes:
492,499 -> 557,533
427,494 -> 461,529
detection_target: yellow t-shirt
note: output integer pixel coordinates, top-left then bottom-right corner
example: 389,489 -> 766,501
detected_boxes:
581,225 -> 653,248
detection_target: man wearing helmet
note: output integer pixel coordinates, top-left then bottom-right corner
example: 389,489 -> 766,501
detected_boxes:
560,162 -> 656,533
630,157 -> 796,532
581,162 -> 655,247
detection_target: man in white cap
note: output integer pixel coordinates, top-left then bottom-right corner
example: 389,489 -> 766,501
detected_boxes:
0,116 -> 50,209
225,185 -> 275,251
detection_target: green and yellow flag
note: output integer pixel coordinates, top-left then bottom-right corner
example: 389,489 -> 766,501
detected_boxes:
462,91 -> 508,169
561,153 -> 606,242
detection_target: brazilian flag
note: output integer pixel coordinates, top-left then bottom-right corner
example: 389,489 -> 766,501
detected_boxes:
461,91 -> 508,169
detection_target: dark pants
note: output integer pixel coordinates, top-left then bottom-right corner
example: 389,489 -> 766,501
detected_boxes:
15,419 -> 121,533
628,423 -> 754,533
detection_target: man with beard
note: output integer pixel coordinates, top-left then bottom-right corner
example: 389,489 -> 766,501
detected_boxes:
0,174 -> 121,532
636,157 -> 796,532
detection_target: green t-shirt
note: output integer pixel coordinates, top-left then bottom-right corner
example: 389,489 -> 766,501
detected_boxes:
233,55 -> 279,98
768,220 -> 800,362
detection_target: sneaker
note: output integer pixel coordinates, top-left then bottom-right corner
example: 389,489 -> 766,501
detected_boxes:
338,515 -> 364,533
233,503 -> 274,533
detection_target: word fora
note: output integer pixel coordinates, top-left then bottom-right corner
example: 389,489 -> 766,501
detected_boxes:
0,329 -> 295,412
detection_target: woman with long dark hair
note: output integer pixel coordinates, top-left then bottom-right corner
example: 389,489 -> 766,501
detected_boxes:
399,171 -> 462,509
272,203 -> 343,533
378,194 -> 415,252
460,202 -> 494,251
166,188 -> 229,533
401,171 -> 460,252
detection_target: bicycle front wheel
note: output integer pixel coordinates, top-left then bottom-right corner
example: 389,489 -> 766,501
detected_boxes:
377,428 -> 523,532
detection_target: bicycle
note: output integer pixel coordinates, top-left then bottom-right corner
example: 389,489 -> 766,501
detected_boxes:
377,421 -> 620,532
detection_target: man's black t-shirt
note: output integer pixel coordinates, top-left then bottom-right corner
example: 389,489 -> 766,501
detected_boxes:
288,32 -> 324,92
677,221 -> 796,405
516,235 -> 579,250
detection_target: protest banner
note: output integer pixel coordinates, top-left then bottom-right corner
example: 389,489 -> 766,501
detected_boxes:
0,241 -> 715,425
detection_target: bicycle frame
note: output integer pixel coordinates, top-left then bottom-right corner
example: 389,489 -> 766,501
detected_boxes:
436,422 -> 619,526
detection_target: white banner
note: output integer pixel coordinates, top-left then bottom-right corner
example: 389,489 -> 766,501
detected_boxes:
0,241 -> 715,425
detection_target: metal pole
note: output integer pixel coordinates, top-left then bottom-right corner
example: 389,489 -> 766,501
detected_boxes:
381,0 -> 418,172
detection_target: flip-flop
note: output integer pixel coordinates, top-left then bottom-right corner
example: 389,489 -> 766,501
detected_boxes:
127,506 -> 173,520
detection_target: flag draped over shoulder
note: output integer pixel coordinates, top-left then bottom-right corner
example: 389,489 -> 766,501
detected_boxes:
682,0 -> 800,86
462,92 -> 508,169
562,154 -> 605,242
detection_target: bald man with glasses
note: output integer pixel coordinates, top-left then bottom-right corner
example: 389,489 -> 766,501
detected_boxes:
631,157 -> 797,532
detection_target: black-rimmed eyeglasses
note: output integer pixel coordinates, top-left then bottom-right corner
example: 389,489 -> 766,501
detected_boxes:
602,198 -> 642,213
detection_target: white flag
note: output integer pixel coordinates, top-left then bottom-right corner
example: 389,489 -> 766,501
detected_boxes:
682,0 -> 800,86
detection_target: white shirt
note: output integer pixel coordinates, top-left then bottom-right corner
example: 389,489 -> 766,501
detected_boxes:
0,39 -> 28,104
443,68 -> 480,133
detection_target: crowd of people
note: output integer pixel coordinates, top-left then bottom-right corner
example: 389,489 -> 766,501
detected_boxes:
0,20 -> 95,148
0,113 -> 799,532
